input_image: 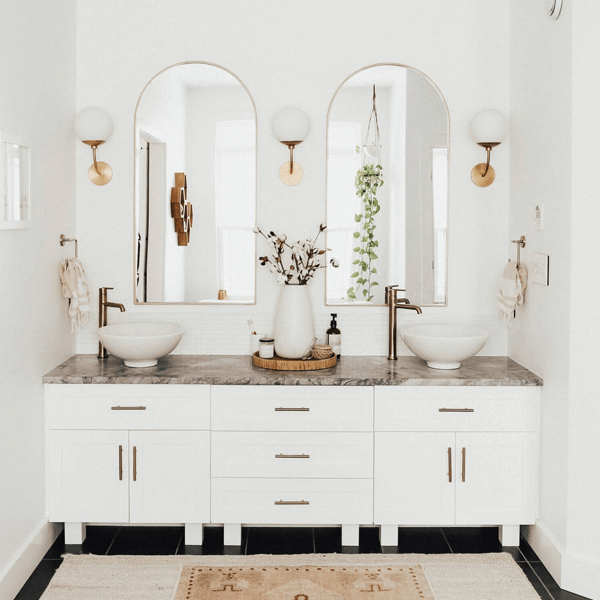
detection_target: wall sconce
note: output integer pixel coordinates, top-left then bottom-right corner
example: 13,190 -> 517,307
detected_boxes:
469,109 -> 508,188
271,107 -> 310,186
74,107 -> 114,186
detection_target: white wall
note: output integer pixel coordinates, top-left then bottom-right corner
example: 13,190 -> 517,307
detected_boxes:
510,1 -> 600,597
0,0 -> 76,597
74,0 -> 511,356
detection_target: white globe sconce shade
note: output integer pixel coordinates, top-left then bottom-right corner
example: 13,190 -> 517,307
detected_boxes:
74,107 -> 114,186
470,109 -> 508,187
271,107 -> 310,186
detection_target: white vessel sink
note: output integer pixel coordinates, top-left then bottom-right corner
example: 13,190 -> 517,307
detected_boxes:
98,322 -> 183,368
399,324 -> 489,370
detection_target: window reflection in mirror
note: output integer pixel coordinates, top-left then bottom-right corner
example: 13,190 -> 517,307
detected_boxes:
134,63 -> 257,304
326,64 -> 449,306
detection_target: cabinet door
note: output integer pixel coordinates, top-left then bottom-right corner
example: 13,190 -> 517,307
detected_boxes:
48,430 -> 129,523
455,432 -> 536,525
374,432 -> 455,525
129,431 -> 210,524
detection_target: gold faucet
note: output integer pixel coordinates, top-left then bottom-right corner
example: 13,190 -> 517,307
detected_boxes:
385,285 -> 422,360
98,287 -> 126,358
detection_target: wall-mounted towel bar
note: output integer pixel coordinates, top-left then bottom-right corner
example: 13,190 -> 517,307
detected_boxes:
60,234 -> 78,258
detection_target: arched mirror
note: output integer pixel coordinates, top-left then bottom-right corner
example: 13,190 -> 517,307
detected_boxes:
134,62 -> 257,304
326,64 -> 449,306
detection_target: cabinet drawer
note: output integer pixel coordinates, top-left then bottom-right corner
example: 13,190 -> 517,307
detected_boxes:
211,478 -> 373,524
47,385 -> 210,430
375,387 -> 539,432
211,386 -> 372,432
212,432 -> 373,479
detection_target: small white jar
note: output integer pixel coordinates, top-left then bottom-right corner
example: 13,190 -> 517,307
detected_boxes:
259,338 -> 275,359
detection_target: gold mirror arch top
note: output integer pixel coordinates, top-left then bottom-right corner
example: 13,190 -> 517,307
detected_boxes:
133,61 -> 258,305
325,62 -> 450,308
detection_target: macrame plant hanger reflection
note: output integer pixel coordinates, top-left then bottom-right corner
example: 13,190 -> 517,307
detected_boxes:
362,84 -> 382,164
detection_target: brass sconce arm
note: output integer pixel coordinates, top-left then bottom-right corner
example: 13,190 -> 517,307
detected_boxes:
84,140 -> 105,176
471,142 -> 500,187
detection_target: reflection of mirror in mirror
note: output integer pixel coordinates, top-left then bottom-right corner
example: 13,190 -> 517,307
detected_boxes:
134,63 -> 256,304
326,64 -> 449,306
1,135 -> 31,229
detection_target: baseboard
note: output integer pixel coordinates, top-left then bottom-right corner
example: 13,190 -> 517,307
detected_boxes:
562,552 -> 600,600
524,522 -> 600,600
0,520 -> 62,600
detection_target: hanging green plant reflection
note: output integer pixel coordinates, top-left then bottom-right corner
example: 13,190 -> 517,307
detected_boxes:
347,163 -> 383,301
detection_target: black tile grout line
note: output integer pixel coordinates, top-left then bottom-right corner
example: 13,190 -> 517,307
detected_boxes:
243,528 -> 249,555
520,549 -> 556,600
440,528 -> 454,554
174,531 -> 184,556
104,527 -> 120,555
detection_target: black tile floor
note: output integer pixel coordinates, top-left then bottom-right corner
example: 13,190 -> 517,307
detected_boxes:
15,526 -> 591,600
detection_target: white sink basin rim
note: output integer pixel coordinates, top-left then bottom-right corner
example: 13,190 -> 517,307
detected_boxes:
399,323 -> 489,370
98,322 -> 183,368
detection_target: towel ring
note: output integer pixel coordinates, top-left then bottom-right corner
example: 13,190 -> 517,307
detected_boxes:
60,234 -> 78,258
511,236 -> 526,266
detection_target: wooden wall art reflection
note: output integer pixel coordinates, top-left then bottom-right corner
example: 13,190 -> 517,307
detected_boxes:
170,172 -> 193,246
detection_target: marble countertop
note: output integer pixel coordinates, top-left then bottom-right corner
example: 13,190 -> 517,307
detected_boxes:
42,354 -> 543,386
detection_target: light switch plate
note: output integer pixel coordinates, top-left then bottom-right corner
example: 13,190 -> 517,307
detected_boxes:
531,252 -> 550,286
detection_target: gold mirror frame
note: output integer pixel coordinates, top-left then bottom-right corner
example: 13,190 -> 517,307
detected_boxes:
132,61 -> 258,305
324,62 -> 450,308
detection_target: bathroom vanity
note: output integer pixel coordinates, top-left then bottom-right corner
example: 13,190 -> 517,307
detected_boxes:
43,355 -> 542,547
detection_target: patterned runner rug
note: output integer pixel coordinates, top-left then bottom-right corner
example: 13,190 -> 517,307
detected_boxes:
40,553 -> 541,600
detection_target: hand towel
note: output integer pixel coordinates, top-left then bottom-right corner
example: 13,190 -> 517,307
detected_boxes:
59,258 -> 91,333
498,260 -> 528,323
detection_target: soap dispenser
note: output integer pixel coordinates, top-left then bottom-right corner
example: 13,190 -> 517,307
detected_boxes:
326,313 -> 342,358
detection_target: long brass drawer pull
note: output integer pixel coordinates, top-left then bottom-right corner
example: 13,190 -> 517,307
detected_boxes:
118,445 -> 123,481
133,446 -> 137,482
275,500 -> 309,505
274,407 -> 310,412
448,447 -> 452,483
439,408 -> 474,413
275,453 -> 310,459
462,447 -> 466,482
111,406 -> 147,411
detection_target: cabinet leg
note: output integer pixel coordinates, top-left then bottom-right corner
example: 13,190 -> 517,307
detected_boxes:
499,525 -> 520,546
379,525 -> 398,547
64,522 -> 86,544
341,524 -> 359,546
184,523 -> 204,546
223,523 -> 242,546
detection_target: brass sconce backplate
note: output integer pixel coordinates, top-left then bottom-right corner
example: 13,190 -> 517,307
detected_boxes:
88,161 -> 113,186
471,163 -> 495,187
279,161 -> 304,186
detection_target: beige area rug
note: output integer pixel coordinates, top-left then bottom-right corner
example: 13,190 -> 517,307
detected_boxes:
40,553 -> 541,600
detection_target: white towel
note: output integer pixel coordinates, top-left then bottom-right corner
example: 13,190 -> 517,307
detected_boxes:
498,260 -> 528,323
59,258 -> 91,333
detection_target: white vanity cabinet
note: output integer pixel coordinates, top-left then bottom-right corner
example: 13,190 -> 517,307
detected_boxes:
45,379 -> 539,548
47,385 -> 210,545
210,385 -> 373,546
374,387 -> 539,547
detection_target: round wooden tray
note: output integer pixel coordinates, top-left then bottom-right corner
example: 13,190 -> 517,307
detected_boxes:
252,351 -> 336,371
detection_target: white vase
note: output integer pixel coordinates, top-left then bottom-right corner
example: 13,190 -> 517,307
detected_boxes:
273,284 -> 314,359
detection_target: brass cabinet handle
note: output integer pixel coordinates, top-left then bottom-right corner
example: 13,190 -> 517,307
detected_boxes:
133,446 -> 137,482
448,447 -> 452,483
111,406 -> 147,411
118,445 -> 123,481
439,408 -> 474,413
275,453 -> 310,459
462,447 -> 466,482
274,407 -> 310,412
274,499 -> 309,505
